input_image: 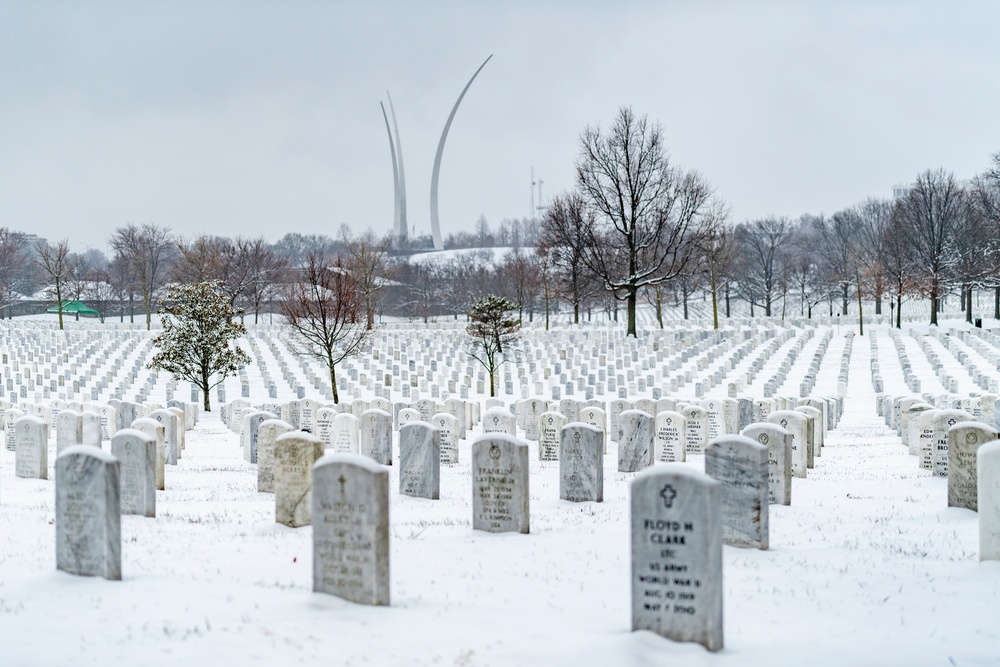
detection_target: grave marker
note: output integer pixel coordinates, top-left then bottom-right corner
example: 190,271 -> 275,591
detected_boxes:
257,419 -> 294,493
559,423 -> 603,502
947,421 -> 998,510
399,422 -> 440,499
471,434 -> 530,533
538,411 -> 567,461
312,454 -> 390,605
704,435 -> 768,549
979,440 -> 1000,561
655,411 -> 687,463
741,423 -> 792,505
274,432 -> 324,527
111,429 -> 157,517
618,409 -> 655,473
15,415 -> 48,479
631,465 -> 723,652
55,446 -> 121,580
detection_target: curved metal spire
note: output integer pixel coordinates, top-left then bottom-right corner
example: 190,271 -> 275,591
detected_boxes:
380,101 -> 401,238
387,92 -> 407,240
430,54 -> 492,250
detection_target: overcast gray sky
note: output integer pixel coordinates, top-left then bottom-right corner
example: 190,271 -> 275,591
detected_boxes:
2,1 -> 999,253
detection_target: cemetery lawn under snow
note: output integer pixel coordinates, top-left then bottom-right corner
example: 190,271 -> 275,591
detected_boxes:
2,321 -> 1000,666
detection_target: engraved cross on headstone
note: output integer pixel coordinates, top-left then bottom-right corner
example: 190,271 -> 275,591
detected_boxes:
660,484 -> 677,508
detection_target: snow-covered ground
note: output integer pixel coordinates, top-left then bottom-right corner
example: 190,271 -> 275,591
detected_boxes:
1,320 -> 1000,666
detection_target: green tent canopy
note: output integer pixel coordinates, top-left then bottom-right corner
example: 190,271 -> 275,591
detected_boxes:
46,300 -> 100,317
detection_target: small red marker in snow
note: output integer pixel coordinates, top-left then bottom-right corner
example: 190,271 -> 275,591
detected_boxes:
293,557 -> 297,563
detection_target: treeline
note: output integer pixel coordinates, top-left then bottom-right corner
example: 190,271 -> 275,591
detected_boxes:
0,227 -> 385,326
4,107 -> 999,334
394,110 -> 1000,333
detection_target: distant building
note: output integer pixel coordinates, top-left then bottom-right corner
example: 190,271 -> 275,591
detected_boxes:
9,230 -> 47,247
891,183 -> 915,199
893,178 -> 972,200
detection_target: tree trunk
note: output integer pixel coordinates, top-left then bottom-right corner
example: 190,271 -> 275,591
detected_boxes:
841,282 -> 849,316
544,287 -> 550,331
682,287 -> 689,320
995,285 -> 999,320
875,292 -> 882,315
626,289 -> 637,337
930,281 -> 939,326
330,362 -> 339,404
966,284 -> 973,324
724,282 -> 730,318
56,279 -> 64,330
489,370 -> 496,397
711,270 -> 719,330
856,269 -> 864,336
201,368 -> 211,412
654,289 -> 664,329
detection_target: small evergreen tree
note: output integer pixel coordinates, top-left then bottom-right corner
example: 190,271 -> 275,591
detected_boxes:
465,295 -> 520,397
149,280 -> 250,412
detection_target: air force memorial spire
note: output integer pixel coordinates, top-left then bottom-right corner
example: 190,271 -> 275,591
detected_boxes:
381,55 -> 492,250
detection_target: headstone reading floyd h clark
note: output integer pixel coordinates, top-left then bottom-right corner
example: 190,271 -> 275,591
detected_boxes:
631,464 -> 723,652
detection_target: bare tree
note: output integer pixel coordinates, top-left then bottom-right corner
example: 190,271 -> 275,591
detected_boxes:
496,249 -> 540,322
35,239 -> 81,329
442,252 -> 494,318
388,259 -> 441,323
853,198 -> 893,315
239,239 -> 287,324
105,253 -> 137,322
273,233 -> 341,267
785,221 -> 827,318
280,255 -> 372,404
109,223 -> 174,329
82,266 -> 117,323
952,197 -> 990,323
475,215 -> 493,247
576,107 -> 712,336
883,207 -> 917,328
537,193 -> 601,324
733,217 -> 791,317
696,201 -> 735,329
971,153 -> 1000,318
0,228 -> 38,319
817,209 -> 862,317
342,229 -> 390,329
895,169 -> 965,325
172,235 -> 231,285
